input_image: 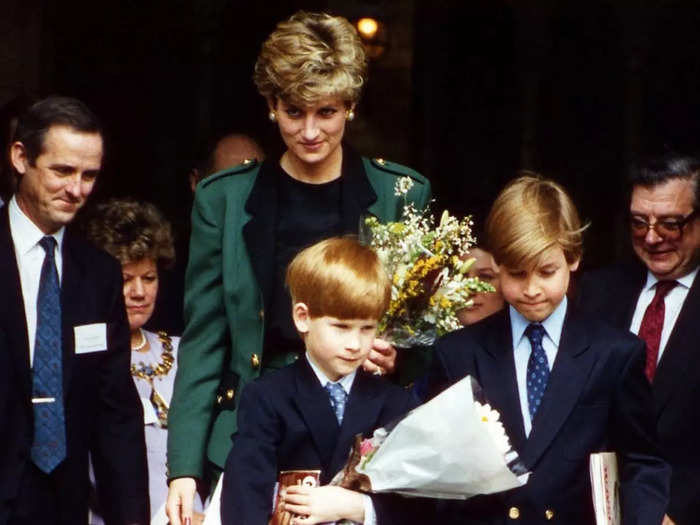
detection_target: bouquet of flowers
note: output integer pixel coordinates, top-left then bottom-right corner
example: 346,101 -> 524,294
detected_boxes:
332,376 -> 529,500
361,177 -> 494,348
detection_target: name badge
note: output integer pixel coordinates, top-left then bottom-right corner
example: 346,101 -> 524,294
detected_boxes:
74,323 -> 107,354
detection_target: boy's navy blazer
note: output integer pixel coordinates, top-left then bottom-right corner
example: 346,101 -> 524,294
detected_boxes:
577,263 -> 700,524
222,357 -> 419,525
428,306 -> 670,525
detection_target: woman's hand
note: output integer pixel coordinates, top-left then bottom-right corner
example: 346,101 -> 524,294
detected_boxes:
281,485 -> 365,524
363,337 -> 396,375
166,477 -> 197,525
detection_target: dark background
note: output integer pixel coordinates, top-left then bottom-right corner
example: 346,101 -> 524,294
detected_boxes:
3,0 -> 700,271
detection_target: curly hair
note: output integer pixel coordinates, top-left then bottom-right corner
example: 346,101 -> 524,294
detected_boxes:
253,11 -> 367,107
86,198 -> 175,268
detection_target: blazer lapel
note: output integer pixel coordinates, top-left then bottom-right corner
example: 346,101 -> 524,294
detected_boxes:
292,360 -> 341,476
0,209 -> 32,401
479,311 -> 527,453
60,229 -> 87,393
595,262 -> 646,329
328,372 -> 385,479
242,162 -> 278,310
339,148 -> 378,234
618,264 -> 647,328
521,311 -> 596,468
653,274 -> 700,412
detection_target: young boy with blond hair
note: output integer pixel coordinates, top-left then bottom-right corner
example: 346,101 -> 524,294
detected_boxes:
429,176 -> 670,524
221,237 -> 419,524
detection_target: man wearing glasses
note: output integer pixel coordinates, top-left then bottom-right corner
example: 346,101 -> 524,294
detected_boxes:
577,153 -> 699,525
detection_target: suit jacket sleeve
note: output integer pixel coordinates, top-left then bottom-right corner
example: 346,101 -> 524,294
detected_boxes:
221,381 -> 279,525
91,257 -> 149,524
168,185 -> 231,480
612,338 -> 671,524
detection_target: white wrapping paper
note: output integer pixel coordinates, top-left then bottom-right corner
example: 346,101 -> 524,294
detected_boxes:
357,376 -> 529,499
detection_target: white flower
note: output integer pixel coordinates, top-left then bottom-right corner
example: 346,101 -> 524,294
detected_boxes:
394,176 -> 415,196
475,402 -> 511,456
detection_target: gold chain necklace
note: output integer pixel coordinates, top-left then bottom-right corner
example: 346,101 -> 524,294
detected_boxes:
130,331 -> 174,380
130,331 -> 174,428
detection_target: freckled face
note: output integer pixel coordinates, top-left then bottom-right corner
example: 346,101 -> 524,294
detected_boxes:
122,258 -> 159,332
271,97 -> 350,168
499,247 -> 579,322
457,247 -> 505,325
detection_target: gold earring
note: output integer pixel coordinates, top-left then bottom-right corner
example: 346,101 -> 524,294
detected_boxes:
346,110 -> 355,122
268,111 -> 276,122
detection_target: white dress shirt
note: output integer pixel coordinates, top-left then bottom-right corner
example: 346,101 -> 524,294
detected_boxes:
510,297 -> 568,437
629,267 -> 698,363
8,196 -> 65,366
305,354 -> 376,525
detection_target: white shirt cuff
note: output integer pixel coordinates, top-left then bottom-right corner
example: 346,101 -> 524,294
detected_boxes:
362,494 -> 377,525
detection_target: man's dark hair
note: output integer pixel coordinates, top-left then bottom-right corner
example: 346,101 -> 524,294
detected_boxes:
14,96 -> 102,166
0,95 -> 35,200
629,152 -> 700,209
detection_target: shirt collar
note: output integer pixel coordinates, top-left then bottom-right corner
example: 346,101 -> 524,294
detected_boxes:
643,265 -> 698,292
510,295 -> 568,348
305,352 -> 356,395
9,195 -> 65,255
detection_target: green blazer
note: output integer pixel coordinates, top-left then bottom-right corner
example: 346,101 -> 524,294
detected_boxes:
167,153 -> 431,479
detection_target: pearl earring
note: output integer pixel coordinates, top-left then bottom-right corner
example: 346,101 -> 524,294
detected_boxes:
268,111 -> 276,122
346,110 -> 355,122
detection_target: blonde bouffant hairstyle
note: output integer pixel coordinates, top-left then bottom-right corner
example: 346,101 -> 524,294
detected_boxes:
86,198 -> 175,268
253,11 -> 367,107
286,237 -> 390,320
485,174 -> 587,269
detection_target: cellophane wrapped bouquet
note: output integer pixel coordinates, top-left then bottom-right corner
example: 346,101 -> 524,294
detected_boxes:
361,176 -> 494,348
331,376 -> 530,506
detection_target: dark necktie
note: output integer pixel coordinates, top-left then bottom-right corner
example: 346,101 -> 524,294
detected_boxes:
324,382 -> 348,424
30,236 -> 67,473
638,280 -> 677,382
525,323 -> 549,422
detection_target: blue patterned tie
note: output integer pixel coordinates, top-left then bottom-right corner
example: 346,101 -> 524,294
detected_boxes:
30,236 -> 66,473
324,382 -> 348,424
525,323 -> 549,422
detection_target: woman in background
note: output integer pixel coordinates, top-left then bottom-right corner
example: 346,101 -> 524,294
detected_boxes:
87,198 -> 204,524
457,245 -> 505,326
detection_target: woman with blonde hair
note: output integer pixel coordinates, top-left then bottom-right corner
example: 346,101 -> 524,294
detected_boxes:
166,11 -> 431,524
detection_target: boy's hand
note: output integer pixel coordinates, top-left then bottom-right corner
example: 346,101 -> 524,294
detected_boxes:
662,515 -> 676,525
166,477 -> 197,525
281,485 -> 365,524
363,338 -> 396,375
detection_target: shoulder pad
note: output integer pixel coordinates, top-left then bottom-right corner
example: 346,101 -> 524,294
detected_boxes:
200,158 -> 259,188
369,157 -> 426,183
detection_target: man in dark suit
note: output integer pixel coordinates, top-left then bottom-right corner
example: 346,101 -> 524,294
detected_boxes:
577,154 -> 700,525
0,96 -> 148,524
429,175 -> 669,524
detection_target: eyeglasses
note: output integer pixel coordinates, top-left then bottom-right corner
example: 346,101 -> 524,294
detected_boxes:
630,209 -> 697,240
